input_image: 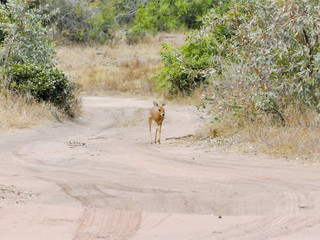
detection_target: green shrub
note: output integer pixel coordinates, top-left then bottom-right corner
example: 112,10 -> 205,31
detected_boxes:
0,0 -> 56,67
0,29 -> 5,43
125,28 -> 146,44
42,0 -> 93,42
0,0 -> 79,117
215,0 -> 320,122
40,0 -> 115,43
154,40 -> 216,95
9,64 -> 77,117
153,1 -> 233,94
0,8 -> 4,43
155,0 -> 320,124
113,0 -> 146,25
88,1 -> 115,44
127,0 -> 219,43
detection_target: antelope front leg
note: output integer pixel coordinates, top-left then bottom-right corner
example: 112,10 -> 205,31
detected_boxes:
154,125 -> 158,144
149,117 -> 153,144
158,124 -> 162,144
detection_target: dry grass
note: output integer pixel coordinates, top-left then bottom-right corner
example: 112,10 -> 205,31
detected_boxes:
167,87 -> 207,105
202,106 -> 320,162
0,92 -> 54,132
56,32 -> 185,96
0,33 -> 184,132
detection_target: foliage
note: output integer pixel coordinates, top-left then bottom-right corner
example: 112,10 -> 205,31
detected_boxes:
156,0 -> 320,124
125,27 -> 146,44
153,1 -> 232,94
41,0 -> 92,42
0,0 -> 56,68
113,0 -> 148,25
221,0 -> 320,123
35,0 -> 224,44
0,0 -> 78,117
154,38 -> 218,94
40,0 -> 114,43
128,0 -> 217,42
88,1 -> 115,44
0,15 -> 4,43
8,63 -> 77,116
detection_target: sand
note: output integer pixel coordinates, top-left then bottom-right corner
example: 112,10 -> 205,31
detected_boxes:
0,96 -> 319,240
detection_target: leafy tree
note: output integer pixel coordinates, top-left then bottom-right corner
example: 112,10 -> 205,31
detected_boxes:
0,0 -> 78,116
113,0 -> 149,25
135,0 -> 216,31
126,0 -> 218,43
153,1 -> 232,94
224,0 -> 320,122
0,0 -> 56,77
88,1 -> 116,43
34,0 -> 223,44
155,0 -> 320,124
41,0 -> 96,42
40,0 -> 114,43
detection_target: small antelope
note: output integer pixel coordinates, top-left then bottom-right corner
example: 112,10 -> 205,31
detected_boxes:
149,101 -> 165,144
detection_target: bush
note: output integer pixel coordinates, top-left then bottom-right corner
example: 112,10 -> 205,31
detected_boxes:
127,0 -> 218,42
125,28 -> 146,44
153,1 -> 232,94
156,0 -> 320,125
38,0 -> 222,44
0,0 -> 79,117
40,0 -> 115,43
41,0 -> 93,42
113,0 -> 147,25
154,40 -> 216,94
0,0 -> 56,67
213,0 -> 320,123
9,64 -> 78,117
88,1 -> 115,44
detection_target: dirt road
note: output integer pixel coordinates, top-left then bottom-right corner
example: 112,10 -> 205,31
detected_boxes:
0,96 -> 320,240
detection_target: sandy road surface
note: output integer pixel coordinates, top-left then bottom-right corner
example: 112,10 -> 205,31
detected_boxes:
0,96 -> 320,240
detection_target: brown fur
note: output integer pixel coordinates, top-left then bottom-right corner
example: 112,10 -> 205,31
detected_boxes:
149,101 -> 165,144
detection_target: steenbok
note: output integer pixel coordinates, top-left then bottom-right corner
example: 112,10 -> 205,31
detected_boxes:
149,101 -> 165,144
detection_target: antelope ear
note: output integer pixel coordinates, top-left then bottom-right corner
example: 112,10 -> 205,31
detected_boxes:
162,102 -> 166,106
153,101 -> 159,106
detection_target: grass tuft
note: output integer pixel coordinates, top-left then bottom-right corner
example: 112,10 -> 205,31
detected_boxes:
0,92 -> 54,132
202,105 -> 320,161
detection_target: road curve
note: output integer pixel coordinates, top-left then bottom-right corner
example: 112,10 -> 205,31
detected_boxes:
0,96 -> 320,240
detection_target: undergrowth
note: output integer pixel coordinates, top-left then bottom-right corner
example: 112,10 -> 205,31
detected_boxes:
200,101 -> 320,162
0,92 -> 54,132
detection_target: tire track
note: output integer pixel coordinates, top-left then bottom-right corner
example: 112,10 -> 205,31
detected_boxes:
58,183 -> 142,240
221,216 -> 320,240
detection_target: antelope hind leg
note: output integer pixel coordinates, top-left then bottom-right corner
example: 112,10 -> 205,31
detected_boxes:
158,124 -> 162,144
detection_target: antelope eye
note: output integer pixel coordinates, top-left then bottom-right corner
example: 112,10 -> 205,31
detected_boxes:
158,109 -> 161,112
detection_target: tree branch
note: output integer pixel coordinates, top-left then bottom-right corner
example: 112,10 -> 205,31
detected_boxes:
232,3 -> 267,91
